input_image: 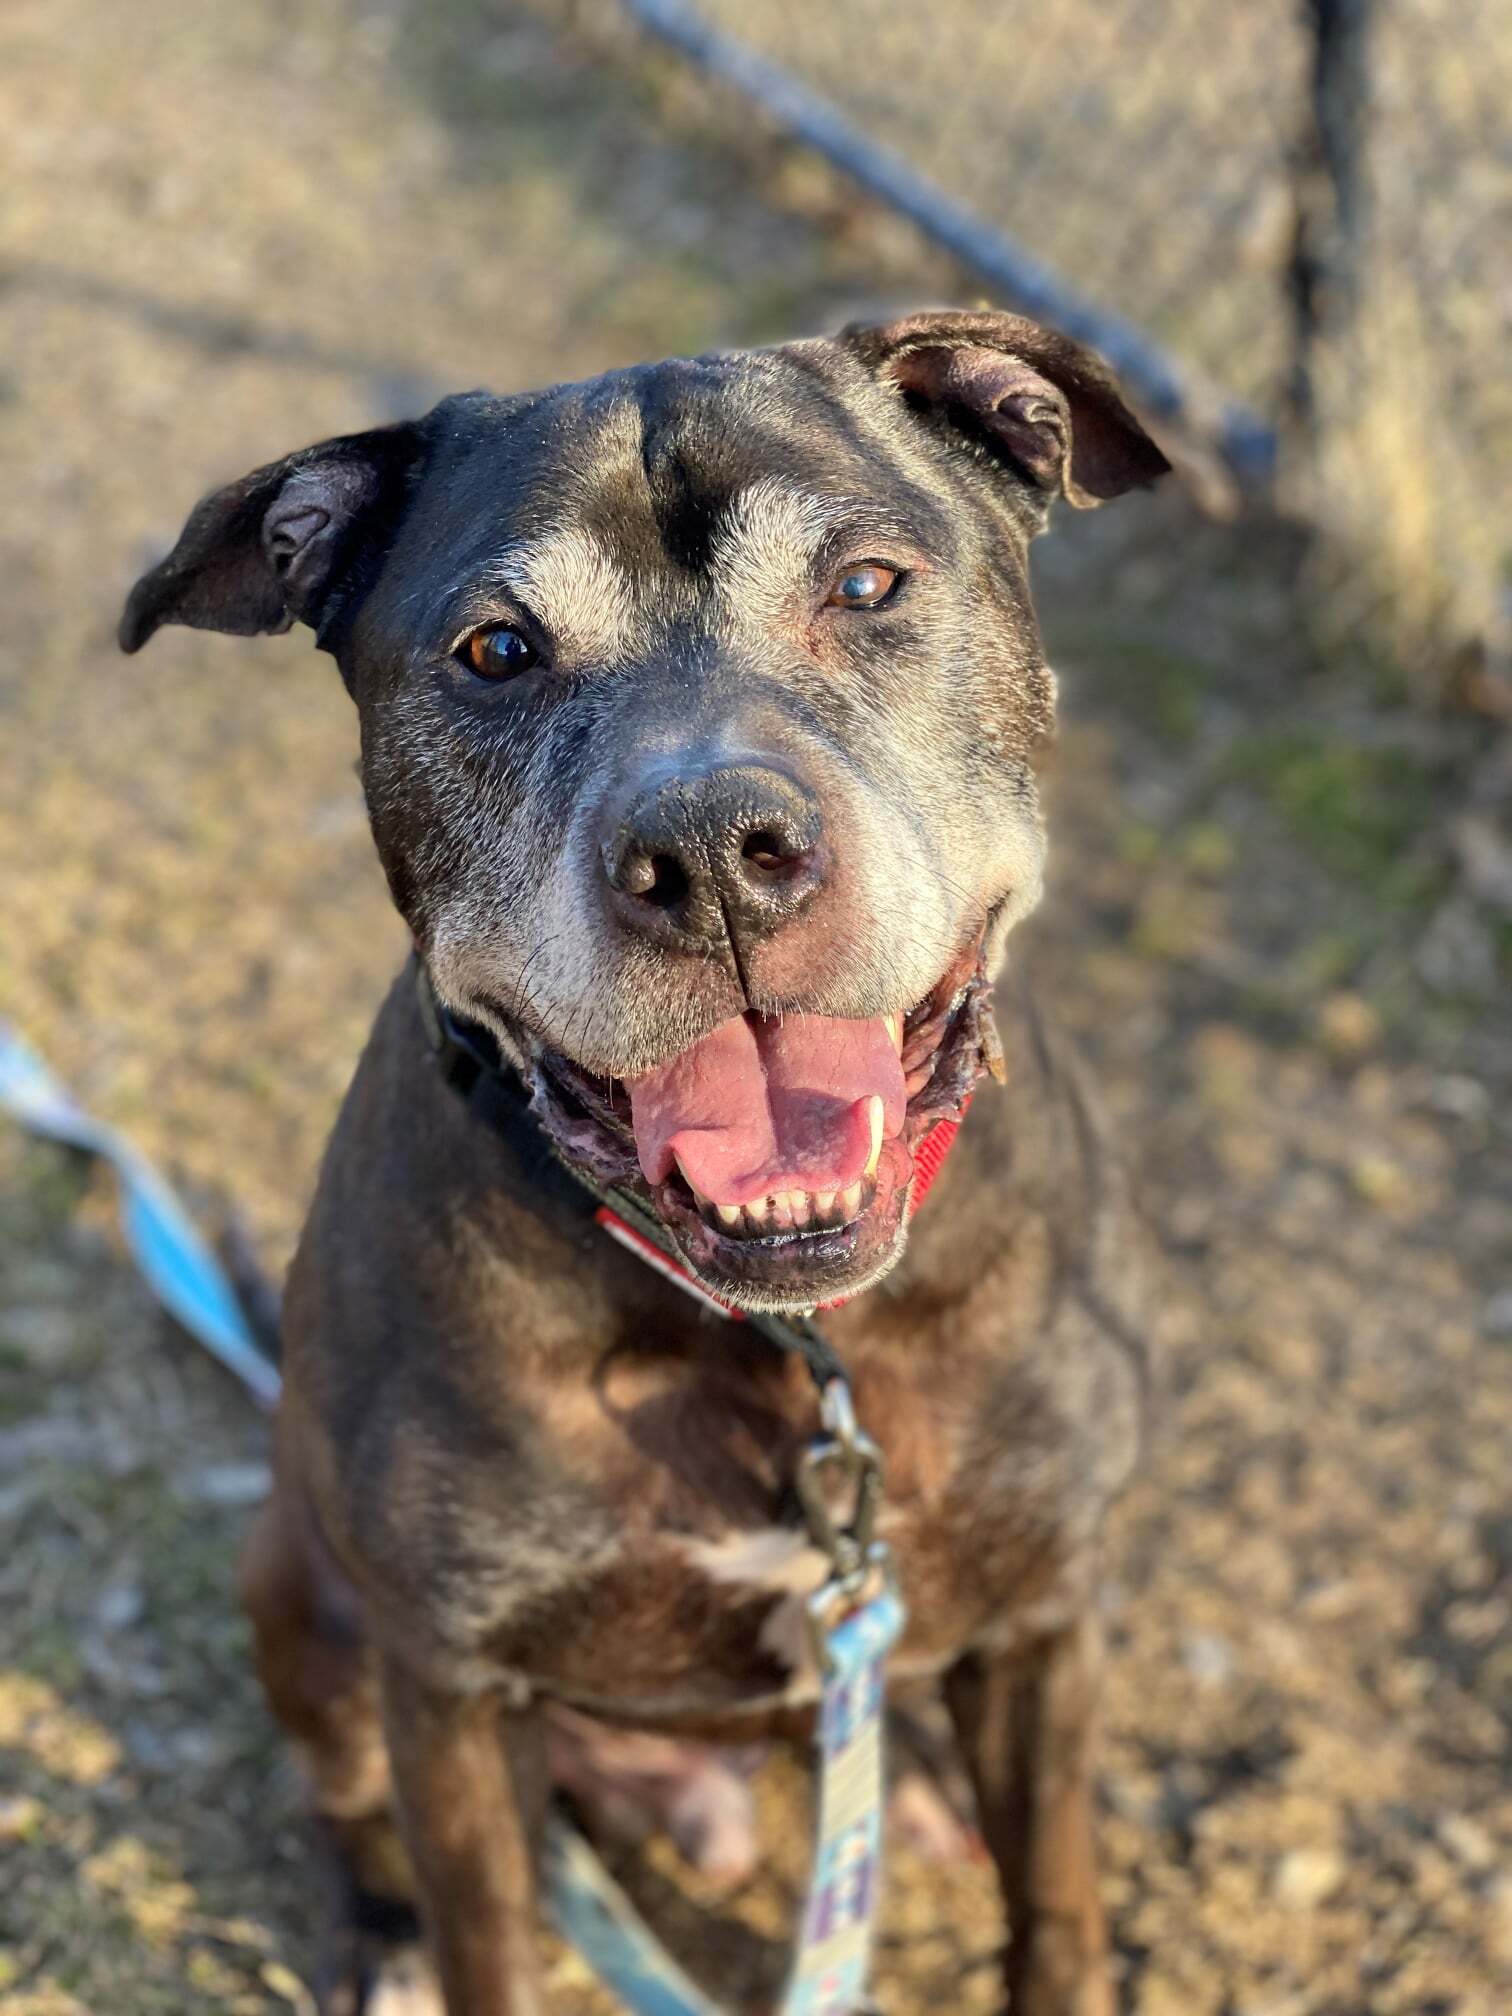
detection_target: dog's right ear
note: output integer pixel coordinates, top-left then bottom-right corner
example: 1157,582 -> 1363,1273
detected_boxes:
119,421 -> 426,654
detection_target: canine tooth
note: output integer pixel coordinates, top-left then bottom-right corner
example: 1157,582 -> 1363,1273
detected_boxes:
814,1189 -> 837,1220
884,1013 -> 904,1053
840,1182 -> 864,1220
716,1203 -> 742,1228
863,1094 -> 884,1176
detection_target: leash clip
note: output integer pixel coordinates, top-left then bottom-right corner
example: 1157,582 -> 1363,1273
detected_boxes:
797,1378 -> 882,1579
798,1377 -> 896,1672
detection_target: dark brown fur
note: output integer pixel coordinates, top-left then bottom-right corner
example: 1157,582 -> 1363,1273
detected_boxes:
127,310 -> 1167,2014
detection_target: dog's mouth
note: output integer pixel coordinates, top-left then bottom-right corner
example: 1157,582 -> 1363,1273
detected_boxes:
524,934 -> 998,1310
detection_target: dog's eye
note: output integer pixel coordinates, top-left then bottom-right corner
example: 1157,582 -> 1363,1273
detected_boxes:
462,626 -> 539,679
826,563 -> 899,610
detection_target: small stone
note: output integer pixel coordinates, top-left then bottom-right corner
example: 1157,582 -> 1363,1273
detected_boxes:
1137,1973 -> 1194,2016
1426,1073 -> 1491,1122
176,1461 -> 271,1506
1436,1813 -> 1495,1869
1350,1154 -> 1412,1210
1300,1578 -> 1362,1621
94,1576 -> 145,1633
1273,1845 -> 1346,1909
1180,1630 -> 1234,1687
260,1960 -> 317,2012
0,1795 -> 43,1840
1317,990 -> 1379,1058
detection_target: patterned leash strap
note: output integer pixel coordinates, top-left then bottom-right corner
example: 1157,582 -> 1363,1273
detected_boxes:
0,1018 -> 906,2015
0,1020 -> 278,1405
783,1383 -> 904,2015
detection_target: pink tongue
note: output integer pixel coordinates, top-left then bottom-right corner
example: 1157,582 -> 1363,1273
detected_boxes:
627,1014 -> 907,1204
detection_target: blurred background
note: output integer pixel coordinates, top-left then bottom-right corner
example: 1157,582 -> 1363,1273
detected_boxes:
1,1 -> 1509,2010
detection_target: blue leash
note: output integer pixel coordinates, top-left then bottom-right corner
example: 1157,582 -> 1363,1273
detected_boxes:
0,1021 -> 278,1406
0,1018 -> 905,2015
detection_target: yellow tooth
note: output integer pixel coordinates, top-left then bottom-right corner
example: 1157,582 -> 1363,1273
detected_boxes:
716,1203 -> 741,1228
863,1094 -> 884,1176
790,1191 -> 812,1228
814,1189 -> 837,1219
771,1193 -> 795,1229
884,1013 -> 903,1053
841,1182 -> 864,1220
674,1154 -> 708,1205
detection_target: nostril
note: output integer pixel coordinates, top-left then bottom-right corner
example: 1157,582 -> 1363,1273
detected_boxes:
741,829 -> 804,878
612,845 -> 691,908
639,854 -> 690,909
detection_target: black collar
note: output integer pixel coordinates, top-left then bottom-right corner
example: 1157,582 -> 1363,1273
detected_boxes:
412,959 -> 849,1391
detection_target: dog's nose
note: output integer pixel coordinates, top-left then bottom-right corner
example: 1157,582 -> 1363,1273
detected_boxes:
603,762 -> 824,952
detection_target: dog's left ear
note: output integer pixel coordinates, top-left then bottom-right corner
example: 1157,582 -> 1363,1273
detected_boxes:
119,420 -> 426,654
843,308 -> 1170,513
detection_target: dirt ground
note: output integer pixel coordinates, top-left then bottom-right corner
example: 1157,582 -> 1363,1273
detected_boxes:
2,2 -> 1510,2012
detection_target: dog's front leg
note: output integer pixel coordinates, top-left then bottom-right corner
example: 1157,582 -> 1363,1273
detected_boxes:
944,1613 -> 1113,2016
380,1658 -> 549,2016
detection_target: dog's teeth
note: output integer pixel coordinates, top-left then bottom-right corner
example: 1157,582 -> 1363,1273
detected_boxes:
863,1094 -> 884,1176
840,1182 -> 864,1220
745,1201 -> 770,1235
770,1193 -> 795,1230
716,1203 -> 741,1229
884,1014 -> 904,1053
814,1189 -> 837,1221
790,1191 -> 812,1229
674,1155 -> 708,1205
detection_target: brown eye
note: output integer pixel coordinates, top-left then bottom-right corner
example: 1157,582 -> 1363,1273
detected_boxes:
463,626 -> 539,679
826,563 -> 900,610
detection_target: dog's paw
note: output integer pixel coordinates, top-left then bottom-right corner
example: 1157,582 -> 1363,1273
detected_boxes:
318,1896 -> 441,2016
352,1948 -> 443,2016
321,1947 -> 442,2016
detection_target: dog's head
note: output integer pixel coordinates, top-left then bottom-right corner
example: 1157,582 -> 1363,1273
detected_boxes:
122,310 -> 1167,1311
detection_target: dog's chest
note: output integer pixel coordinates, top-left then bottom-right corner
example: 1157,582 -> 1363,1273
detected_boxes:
487,1336 -> 1078,1718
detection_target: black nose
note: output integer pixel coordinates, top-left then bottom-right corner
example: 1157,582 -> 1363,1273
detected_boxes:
603,762 -> 824,953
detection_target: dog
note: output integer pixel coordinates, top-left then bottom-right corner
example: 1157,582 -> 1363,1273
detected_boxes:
121,308 -> 1168,2016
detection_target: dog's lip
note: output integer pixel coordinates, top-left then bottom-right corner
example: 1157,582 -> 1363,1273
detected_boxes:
536,930 -> 987,1125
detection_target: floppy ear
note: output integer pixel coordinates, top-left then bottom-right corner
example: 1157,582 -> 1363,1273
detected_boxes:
843,308 -> 1169,514
119,421 -> 425,654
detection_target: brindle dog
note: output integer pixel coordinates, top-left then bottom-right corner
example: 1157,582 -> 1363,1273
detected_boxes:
121,310 -> 1168,2016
